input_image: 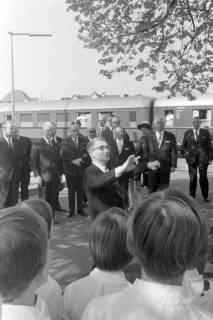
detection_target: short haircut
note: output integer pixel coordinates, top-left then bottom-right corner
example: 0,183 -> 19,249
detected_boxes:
90,207 -> 132,271
0,207 -> 48,301
87,137 -> 106,154
42,121 -> 54,130
127,190 -> 208,281
21,199 -> 53,239
153,116 -> 165,124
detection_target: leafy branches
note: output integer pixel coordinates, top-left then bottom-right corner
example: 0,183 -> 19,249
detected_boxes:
66,0 -> 213,98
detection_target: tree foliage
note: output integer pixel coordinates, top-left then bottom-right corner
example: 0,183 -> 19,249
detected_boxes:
66,0 -> 213,98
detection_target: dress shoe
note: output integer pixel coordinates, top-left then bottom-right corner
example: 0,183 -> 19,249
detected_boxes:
56,206 -> 66,212
53,220 -> 59,225
204,198 -> 210,203
66,212 -> 74,218
78,210 -> 87,217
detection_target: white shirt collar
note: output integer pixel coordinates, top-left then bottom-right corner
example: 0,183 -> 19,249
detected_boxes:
132,278 -> 193,305
193,128 -> 200,134
89,268 -> 127,285
156,130 -> 164,138
92,159 -> 108,172
42,136 -> 50,144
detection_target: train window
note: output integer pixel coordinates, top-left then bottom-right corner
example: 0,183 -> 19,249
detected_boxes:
129,111 -> 136,128
76,112 -> 91,127
165,110 -> 174,127
56,113 -> 70,127
193,109 -> 211,126
37,113 -> 50,127
20,114 -> 33,127
4,115 -> 12,121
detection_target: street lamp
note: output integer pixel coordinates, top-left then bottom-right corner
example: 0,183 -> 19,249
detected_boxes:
8,32 -> 53,121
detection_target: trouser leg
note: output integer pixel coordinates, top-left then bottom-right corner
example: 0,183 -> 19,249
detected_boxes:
20,173 -> 30,201
188,162 -> 197,197
198,164 -> 208,199
76,177 -> 83,212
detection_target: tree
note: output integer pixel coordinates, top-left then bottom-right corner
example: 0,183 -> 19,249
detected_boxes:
66,0 -> 213,99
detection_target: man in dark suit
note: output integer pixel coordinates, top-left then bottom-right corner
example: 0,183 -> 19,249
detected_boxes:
61,123 -> 90,217
107,116 -> 129,146
51,123 -> 66,212
96,115 -> 111,141
83,138 -> 158,220
182,117 -> 212,202
14,126 -> 32,201
109,127 -> 135,208
0,121 -> 23,208
138,117 -> 177,193
31,122 -> 62,222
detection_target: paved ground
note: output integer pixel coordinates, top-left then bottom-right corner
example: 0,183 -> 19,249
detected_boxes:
44,164 -> 213,292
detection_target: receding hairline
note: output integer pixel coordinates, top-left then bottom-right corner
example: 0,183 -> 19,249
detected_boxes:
87,137 -> 107,153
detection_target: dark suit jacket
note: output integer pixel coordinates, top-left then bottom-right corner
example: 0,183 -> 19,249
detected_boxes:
0,136 -> 22,183
96,126 -> 111,142
156,131 -> 177,169
60,135 -> 90,176
31,138 -> 62,182
109,139 -> 135,168
107,129 -> 129,146
83,164 -> 124,219
18,135 -> 32,174
182,128 -> 212,165
0,136 -> 22,208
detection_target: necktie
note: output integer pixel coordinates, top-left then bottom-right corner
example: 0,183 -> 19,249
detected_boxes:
8,138 -> 13,150
48,139 -> 52,148
195,130 -> 198,141
157,133 -> 161,146
74,137 -> 78,147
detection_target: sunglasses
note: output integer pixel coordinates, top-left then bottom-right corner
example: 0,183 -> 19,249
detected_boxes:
89,130 -> 96,133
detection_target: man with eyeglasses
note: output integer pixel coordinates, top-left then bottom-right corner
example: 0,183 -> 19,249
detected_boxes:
86,126 -> 97,142
83,138 -> 157,219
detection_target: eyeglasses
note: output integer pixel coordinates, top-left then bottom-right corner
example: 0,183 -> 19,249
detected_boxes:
91,145 -> 110,151
89,130 -> 96,133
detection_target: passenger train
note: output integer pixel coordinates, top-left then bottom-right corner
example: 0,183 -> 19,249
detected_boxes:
1,91 -> 213,144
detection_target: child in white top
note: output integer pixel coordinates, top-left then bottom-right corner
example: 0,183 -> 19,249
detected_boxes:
0,206 -> 50,320
21,199 -> 63,320
63,207 -> 132,320
82,190 -> 213,320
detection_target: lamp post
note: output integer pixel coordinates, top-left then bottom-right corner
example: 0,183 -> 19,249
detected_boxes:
8,32 -> 53,122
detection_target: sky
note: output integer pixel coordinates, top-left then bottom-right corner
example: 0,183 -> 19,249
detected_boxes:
0,0 -> 160,100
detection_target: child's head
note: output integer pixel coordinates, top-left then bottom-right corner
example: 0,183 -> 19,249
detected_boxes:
21,199 -> 53,239
0,206 -> 48,301
90,207 -> 132,271
127,190 -> 208,282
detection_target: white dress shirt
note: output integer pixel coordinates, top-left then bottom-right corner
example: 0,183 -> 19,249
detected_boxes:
193,129 -> 200,140
82,278 -> 213,320
156,130 -> 164,147
63,268 -> 129,320
37,275 -> 62,320
2,296 -> 50,320
116,139 -> 123,154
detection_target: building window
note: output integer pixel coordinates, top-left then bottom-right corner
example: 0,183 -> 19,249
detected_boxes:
4,115 -> 12,121
37,113 -> 50,127
76,112 -> 92,127
165,110 -> 174,127
20,114 -> 33,127
193,109 -> 211,126
129,111 -> 136,128
56,113 -> 70,127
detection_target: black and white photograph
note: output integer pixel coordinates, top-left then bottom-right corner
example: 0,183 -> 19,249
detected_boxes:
1,0 -> 213,319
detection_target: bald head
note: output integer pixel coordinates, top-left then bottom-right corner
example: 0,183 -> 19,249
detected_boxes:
87,126 -> 96,139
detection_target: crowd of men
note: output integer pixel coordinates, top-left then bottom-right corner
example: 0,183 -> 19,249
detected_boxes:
0,115 -> 212,223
